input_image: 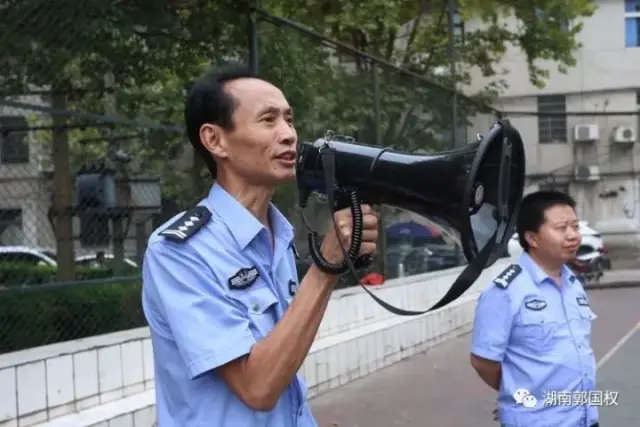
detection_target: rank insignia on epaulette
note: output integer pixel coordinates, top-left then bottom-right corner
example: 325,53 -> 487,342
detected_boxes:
576,295 -> 589,306
159,206 -> 211,242
494,264 -> 522,289
228,267 -> 260,290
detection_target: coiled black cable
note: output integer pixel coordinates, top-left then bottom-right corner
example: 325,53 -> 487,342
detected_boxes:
308,190 -> 364,274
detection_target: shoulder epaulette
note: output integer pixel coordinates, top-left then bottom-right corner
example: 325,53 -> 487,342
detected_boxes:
159,205 -> 211,243
493,264 -> 522,289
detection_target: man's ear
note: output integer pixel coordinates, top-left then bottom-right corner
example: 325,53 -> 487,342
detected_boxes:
200,123 -> 228,159
524,230 -> 538,249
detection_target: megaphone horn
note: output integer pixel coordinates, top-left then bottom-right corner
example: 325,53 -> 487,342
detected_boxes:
296,120 -> 526,315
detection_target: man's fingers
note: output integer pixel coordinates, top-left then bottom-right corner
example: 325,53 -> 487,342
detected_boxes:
334,211 -> 377,229
361,229 -> 378,243
362,213 -> 378,229
359,242 -> 377,256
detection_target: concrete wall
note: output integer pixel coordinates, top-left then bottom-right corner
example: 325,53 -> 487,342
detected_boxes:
464,0 -> 640,97
0,256 -> 516,427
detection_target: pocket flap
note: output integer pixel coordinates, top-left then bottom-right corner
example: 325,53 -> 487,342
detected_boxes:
230,286 -> 278,315
520,310 -> 547,325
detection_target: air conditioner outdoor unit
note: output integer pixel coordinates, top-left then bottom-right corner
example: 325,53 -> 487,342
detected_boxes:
612,126 -> 636,144
574,165 -> 600,182
574,124 -> 599,142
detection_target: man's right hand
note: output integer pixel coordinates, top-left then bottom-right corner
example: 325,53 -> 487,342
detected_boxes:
319,204 -> 379,267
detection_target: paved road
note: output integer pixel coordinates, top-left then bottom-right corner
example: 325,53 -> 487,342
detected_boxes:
590,268 -> 640,287
310,286 -> 640,427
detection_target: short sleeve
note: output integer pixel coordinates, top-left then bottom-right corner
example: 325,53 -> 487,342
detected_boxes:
143,242 -> 256,379
470,285 -> 513,362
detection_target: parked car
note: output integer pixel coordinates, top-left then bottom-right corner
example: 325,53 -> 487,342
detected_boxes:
0,246 -> 57,266
75,253 -> 138,269
0,246 -> 138,269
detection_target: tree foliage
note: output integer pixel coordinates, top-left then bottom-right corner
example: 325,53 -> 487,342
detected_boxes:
1,0 -> 597,216
273,0 -> 597,90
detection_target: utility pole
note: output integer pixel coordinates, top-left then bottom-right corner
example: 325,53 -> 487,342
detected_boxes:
51,90 -> 75,280
104,72 -> 126,275
372,61 -> 387,279
248,0 -> 259,74
447,0 -> 459,149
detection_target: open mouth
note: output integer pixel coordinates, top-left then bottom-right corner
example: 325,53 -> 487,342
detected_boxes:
277,152 -> 296,161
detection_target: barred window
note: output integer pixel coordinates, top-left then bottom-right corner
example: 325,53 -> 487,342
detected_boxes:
0,116 -> 30,164
537,95 -> 567,143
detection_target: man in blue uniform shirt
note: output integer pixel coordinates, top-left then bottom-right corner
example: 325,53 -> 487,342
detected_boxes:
141,65 -> 379,426
470,190 -> 599,427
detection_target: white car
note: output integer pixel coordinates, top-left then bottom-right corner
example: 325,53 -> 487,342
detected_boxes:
75,253 -> 138,269
0,246 -> 57,266
0,246 -> 138,268
507,221 -> 605,258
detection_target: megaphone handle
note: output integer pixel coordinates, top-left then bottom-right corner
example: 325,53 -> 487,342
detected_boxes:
306,147 -> 365,275
333,189 -> 374,270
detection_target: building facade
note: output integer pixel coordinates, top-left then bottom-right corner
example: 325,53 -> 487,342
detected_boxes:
465,0 -> 640,233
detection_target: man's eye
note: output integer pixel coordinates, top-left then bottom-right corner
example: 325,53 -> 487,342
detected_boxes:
262,116 -> 276,122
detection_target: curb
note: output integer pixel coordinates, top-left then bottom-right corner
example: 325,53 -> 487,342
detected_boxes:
584,282 -> 640,290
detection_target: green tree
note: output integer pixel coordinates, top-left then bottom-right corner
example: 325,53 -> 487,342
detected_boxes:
0,0 -> 598,265
0,0 -> 249,278
258,0 -> 597,150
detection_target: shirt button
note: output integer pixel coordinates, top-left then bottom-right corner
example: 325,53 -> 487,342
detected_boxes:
252,304 -> 260,312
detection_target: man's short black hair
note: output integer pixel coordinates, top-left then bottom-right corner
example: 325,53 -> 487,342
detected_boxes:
516,190 -> 577,251
184,64 -> 263,178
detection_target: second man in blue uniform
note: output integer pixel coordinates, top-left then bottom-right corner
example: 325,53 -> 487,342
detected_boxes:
470,190 -> 599,427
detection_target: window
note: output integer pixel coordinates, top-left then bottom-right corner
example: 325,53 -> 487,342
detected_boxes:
626,0 -> 640,47
0,116 -> 30,164
0,208 -> 22,236
637,90 -> 640,138
537,95 -> 567,143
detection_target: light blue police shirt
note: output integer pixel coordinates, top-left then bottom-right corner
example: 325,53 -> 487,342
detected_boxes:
471,252 -> 598,427
141,183 -> 317,427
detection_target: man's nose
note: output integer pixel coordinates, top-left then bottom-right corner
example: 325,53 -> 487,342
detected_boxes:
278,120 -> 297,146
568,229 -> 581,240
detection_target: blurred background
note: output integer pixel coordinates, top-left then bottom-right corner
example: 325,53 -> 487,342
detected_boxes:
1,0 -> 639,357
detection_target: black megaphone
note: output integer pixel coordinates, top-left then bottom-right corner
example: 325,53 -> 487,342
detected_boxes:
295,120 -> 525,315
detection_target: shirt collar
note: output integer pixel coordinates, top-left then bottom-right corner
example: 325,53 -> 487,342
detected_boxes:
202,183 -> 295,250
519,251 -> 577,287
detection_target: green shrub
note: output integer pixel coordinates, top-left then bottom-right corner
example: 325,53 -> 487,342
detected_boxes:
0,262 -> 138,287
0,279 -> 146,354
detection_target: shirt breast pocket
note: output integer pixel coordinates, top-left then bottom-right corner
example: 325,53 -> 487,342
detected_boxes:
513,311 -> 557,353
229,285 -> 279,340
574,306 -> 597,348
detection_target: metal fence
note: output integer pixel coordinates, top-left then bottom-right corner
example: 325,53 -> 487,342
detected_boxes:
0,1 -> 497,353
